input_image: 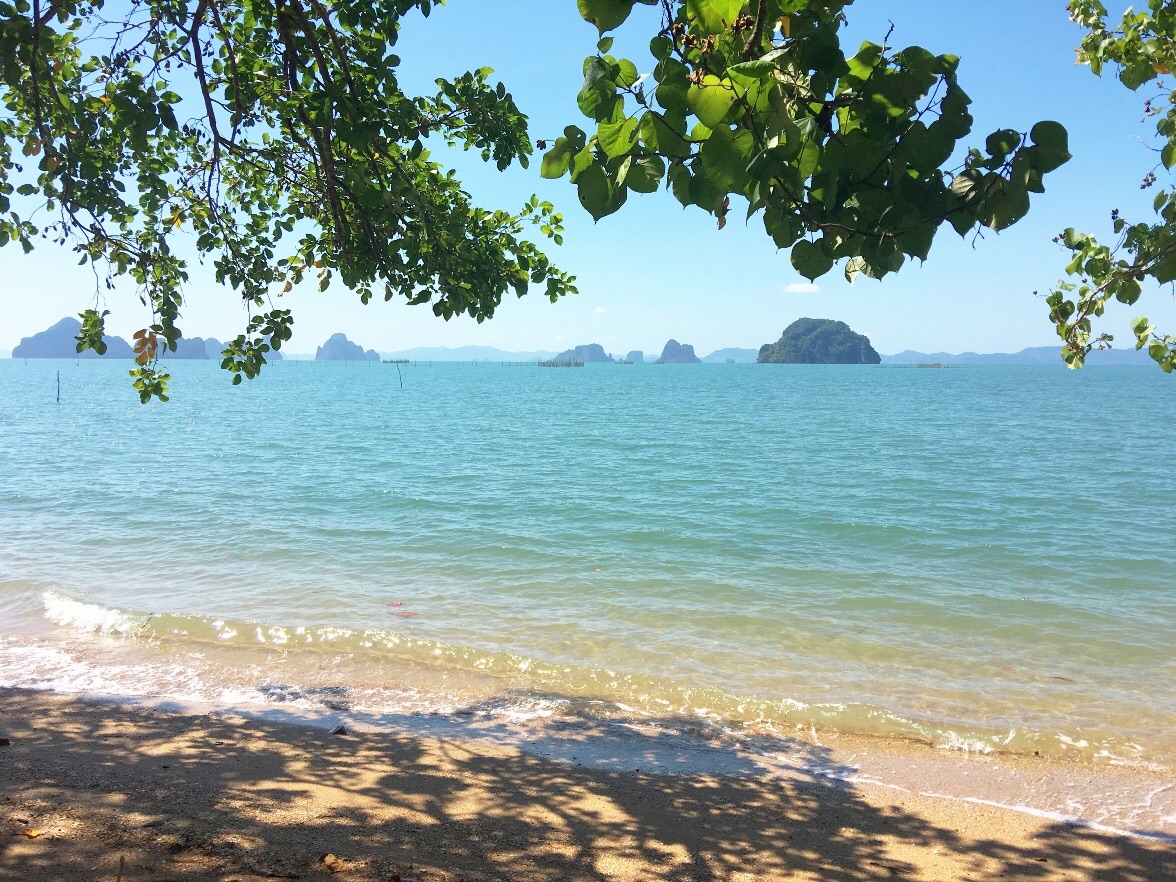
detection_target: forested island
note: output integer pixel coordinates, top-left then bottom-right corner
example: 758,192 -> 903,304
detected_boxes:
758,319 -> 881,365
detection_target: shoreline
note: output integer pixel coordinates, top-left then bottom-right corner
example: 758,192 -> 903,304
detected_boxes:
9,586 -> 1173,775
2,687 -> 1173,881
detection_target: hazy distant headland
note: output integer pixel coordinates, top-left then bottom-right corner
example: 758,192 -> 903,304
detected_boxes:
882,346 -> 1154,366
702,348 -> 759,364
9,317 -> 285,361
12,317 -> 134,359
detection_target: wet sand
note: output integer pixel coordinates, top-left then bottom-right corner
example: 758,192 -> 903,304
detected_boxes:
1,687 -> 1173,881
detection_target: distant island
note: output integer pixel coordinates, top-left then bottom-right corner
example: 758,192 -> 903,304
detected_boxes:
758,318 -> 881,365
316,333 -> 379,361
9,320 -> 1157,368
552,343 -> 614,363
10,318 -> 281,361
655,340 -> 701,364
13,317 -> 133,359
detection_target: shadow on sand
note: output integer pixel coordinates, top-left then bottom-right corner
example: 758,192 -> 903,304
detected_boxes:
0,688 -> 1172,881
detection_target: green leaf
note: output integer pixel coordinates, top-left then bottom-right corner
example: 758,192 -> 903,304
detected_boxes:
577,0 -> 637,33
624,155 -> 665,193
700,127 -> 753,193
985,181 -> 1031,231
598,117 -> 640,158
1028,120 -> 1071,172
1162,143 -> 1176,170
648,112 -> 691,157
576,163 -> 626,220
985,129 -> 1021,158
656,79 -> 689,113
763,208 -> 802,249
614,58 -> 640,88
686,0 -> 743,33
844,256 -> 868,283
791,239 -> 834,280
541,139 -> 574,179
729,60 -> 775,81
687,76 -> 738,128
1151,252 -> 1176,283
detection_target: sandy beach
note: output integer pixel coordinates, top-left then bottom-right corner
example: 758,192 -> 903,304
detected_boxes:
0,687 -> 1172,882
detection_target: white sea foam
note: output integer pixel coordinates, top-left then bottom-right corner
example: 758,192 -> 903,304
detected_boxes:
42,591 -> 144,636
934,731 -> 995,755
915,791 -> 1176,844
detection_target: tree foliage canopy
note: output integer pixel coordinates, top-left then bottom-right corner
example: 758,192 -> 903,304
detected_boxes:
0,0 -> 1172,400
1,0 -> 575,399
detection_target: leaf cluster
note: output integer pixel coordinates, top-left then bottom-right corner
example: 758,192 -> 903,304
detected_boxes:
1052,0 -> 1176,371
552,0 -> 1070,284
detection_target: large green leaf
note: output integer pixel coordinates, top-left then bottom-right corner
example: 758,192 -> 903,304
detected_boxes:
686,0 -> 744,33
624,155 -> 666,193
791,239 -> 834,280
700,127 -> 753,193
576,163 -> 627,220
687,76 -> 738,128
598,117 -> 640,159
577,0 -> 638,33
1028,120 -> 1071,172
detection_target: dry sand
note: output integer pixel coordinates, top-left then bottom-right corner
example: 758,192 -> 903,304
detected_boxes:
1,687 -> 1173,881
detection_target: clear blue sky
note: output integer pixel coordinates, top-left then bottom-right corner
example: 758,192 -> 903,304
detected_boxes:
3,0 -> 1174,357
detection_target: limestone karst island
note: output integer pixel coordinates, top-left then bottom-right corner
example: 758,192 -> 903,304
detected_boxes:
757,318 -> 882,365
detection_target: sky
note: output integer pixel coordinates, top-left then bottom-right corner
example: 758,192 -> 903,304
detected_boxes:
3,0 -> 1175,358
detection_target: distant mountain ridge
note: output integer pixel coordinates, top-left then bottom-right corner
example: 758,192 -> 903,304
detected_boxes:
882,346 -> 1154,366
701,348 -> 759,364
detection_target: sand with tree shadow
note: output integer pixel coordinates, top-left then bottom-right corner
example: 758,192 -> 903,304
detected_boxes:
0,687 -> 1172,881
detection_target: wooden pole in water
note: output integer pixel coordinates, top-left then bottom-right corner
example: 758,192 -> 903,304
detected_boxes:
56,370 -> 60,404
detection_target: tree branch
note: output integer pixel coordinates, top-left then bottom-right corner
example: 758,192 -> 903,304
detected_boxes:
741,0 -> 769,61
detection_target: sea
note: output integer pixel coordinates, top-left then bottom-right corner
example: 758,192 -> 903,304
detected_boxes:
1,358 -> 1174,835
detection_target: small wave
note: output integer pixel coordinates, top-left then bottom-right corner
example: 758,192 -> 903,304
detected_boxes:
43,591 -> 149,636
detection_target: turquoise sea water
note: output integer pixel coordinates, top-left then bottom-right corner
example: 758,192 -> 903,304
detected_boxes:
1,359 -> 1173,773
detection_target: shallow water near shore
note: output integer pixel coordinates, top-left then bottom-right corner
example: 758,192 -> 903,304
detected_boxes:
1,359 -> 1173,831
